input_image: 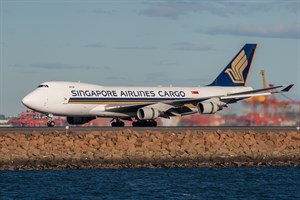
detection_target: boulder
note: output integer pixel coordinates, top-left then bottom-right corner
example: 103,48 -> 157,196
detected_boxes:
31,131 -> 41,138
0,129 -> 299,169
65,140 -> 74,148
89,139 -> 100,147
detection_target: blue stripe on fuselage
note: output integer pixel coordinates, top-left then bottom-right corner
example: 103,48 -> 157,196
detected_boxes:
69,97 -> 188,102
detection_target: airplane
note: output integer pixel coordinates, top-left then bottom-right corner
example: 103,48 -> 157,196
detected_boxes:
22,44 -> 294,127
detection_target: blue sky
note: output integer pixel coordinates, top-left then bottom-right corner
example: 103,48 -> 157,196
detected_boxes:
0,0 -> 299,116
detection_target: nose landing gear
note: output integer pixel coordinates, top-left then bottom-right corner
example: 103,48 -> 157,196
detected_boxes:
47,120 -> 55,127
46,113 -> 55,127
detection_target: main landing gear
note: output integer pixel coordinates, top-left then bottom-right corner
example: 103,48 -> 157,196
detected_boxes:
132,120 -> 157,127
110,118 -> 158,127
111,118 -> 125,127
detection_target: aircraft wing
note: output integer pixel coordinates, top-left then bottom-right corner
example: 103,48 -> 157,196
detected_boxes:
105,102 -> 197,117
162,84 -> 294,106
104,84 -> 294,117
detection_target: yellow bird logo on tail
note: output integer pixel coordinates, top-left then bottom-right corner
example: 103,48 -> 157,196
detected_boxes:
225,50 -> 248,84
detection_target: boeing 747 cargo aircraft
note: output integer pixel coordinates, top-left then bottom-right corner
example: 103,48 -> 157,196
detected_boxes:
22,44 -> 294,127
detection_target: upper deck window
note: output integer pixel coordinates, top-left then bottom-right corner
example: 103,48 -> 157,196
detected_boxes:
37,84 -> 49,88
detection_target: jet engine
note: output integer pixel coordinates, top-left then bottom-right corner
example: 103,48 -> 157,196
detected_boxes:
197,102 -> 220,114
137,107 -> 160,120
67,117 -> 96,125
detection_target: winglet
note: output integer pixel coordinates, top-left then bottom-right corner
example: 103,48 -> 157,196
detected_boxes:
281,84 -> 294,92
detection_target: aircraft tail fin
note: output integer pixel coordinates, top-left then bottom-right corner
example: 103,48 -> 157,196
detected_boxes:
209,44 -> 257,87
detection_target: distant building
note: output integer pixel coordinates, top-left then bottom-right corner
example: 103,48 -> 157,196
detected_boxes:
0,114 -> 5,120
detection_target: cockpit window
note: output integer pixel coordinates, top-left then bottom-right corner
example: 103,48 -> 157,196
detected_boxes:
37,84 -> 49,88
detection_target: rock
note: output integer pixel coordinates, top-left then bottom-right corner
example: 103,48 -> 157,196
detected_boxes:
29,140 -> 38,147
31,131 -> 41,138
142,141 -> 153,149
265,140 -> 275,148
89,139 -> 100,147
65,140 -> 74,148
6,133 -> 17,140
27,148 -> 40,157
85,133 -> 95,139
15,134 -> 27,142
37,138 -> 45,146
90,131 -> 102,136
290,131 -> 300,140
106,139 -> 114,148
116,134 -> 128,143
44,143 -> 53,151
19,140 -> 30,149
219,133 -> 227,142
0,130 -> 299,170
0,152 -> 11,162
244,133 -> 251,140
135,138 -> 144,148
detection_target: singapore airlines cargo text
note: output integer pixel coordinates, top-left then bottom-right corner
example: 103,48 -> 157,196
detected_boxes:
71,90 -> 187,98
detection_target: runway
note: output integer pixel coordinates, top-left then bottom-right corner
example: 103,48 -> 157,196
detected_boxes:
0,126 -> 299,134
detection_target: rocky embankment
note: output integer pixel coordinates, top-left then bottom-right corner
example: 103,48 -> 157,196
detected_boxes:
0,129 -> 299,170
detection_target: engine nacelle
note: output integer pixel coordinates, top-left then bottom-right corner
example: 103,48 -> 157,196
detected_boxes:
137,107 -> 160,120
197,102 -> 220,114
67,117 -> 96,125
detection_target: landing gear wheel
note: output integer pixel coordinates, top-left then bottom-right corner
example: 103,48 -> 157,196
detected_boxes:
132,121 -> 139,127
111,120 -> 125,127
132,120 -> 157,127
46,113 -> 55,127
150,120 -> 157,127
47,121 -> 55,127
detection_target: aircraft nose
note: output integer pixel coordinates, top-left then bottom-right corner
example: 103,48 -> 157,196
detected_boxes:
22,90 -> 48,112
22,92 -> 41,110
22,94 -> 33,108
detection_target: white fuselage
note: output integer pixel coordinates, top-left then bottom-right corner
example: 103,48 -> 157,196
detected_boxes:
22,81 -> 253,118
